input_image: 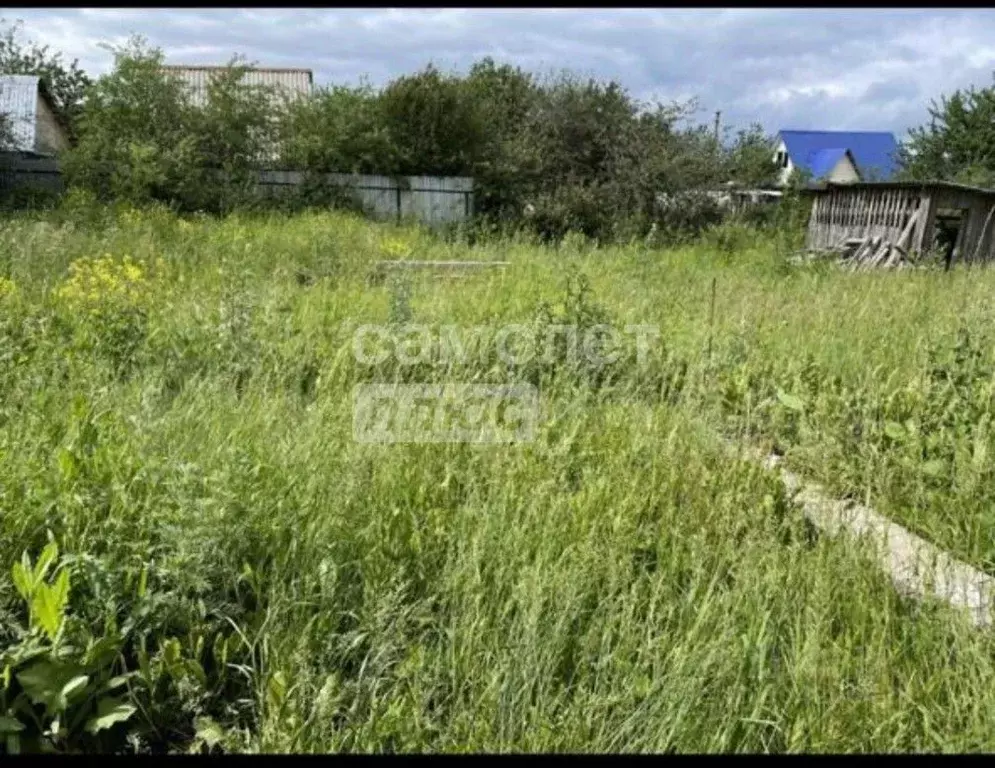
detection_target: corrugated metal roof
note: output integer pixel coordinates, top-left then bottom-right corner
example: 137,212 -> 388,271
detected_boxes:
0,74 -> 40,152
162,65 -> 313,107
780,130 -> 900,181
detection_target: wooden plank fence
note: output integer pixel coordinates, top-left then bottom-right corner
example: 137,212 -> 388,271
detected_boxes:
0,155 -> 475,226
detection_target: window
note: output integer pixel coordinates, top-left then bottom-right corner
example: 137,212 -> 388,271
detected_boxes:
775,150 -> 789,169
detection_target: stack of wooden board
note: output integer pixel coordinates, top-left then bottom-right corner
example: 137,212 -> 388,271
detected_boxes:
838,235 -> 912,271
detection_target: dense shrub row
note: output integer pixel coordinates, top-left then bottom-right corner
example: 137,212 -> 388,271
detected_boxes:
1,24 -> 785,241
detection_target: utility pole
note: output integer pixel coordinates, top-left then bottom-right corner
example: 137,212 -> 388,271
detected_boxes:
713,110 -> 721,146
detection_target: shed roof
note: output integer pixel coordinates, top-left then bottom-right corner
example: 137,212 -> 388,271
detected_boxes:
162,65 -> 313,107
805,179 -> 995,198
0,74 -> 65,152
779,130 -> 899,181
0,74 -> 45,152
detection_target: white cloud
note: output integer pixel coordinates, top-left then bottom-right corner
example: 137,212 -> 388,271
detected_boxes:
3,8 -> 995,137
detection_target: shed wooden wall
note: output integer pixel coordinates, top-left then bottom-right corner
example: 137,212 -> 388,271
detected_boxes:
806,187 -> 922,251
806,186 -> 995,263
928,188 -> 995,264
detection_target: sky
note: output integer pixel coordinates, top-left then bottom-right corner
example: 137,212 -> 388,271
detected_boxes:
3,8 -> 995,139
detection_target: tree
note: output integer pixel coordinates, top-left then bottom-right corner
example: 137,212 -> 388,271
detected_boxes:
0,18 -> 91,141
192,57 -> 278,168
279,81 -> 398,174
65,38 -> 287,212
62,36 -> 197,207
900,74 -> 995,187
511,74 -> 645,239
461,57 -> 540,218
186,56 -> 283,211
379,64 -> 484,177
722,124 -> 780,188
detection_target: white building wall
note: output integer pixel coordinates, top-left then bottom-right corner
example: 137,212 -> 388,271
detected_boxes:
827,155 -> 860,184
773,138 -> 794,186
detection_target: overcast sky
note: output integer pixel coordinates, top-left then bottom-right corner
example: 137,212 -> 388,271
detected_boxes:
3,8 -> 995,139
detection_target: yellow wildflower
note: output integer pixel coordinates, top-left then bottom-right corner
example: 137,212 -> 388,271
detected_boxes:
381,236 -> 413,259
55,254 -> 151,312
0,276 -> 17,300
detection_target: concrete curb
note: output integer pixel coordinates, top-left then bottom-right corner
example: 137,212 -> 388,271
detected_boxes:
744,446 -> 995,628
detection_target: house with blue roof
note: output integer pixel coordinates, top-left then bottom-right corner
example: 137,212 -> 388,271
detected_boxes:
774,130 -> 900,186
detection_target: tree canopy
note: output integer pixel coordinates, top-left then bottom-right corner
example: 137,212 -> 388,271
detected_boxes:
899,73 -> 995,187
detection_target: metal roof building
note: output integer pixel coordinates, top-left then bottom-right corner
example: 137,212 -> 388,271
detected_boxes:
775,130 -> 900,184
0,74 -> 69,156
161,65 -> 314,107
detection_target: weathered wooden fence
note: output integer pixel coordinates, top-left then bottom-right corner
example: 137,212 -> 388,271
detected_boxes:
0,155 -> 475,226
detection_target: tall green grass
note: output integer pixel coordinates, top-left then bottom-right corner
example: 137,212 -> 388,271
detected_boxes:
3,207 -> 995,752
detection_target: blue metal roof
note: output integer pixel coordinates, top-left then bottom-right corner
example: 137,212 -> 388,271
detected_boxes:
806,148 -> 852,179
779,130 -> 899,181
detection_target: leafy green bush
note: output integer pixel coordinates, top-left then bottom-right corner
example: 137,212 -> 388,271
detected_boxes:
63,39 -> 279,215
279,60 -> 781,244
2,541 -> 137,754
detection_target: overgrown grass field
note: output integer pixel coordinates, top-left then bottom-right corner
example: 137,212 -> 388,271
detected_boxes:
4,206 -> 995,753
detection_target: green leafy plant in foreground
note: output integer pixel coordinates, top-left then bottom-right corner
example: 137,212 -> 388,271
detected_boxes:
1,541 -> 136,754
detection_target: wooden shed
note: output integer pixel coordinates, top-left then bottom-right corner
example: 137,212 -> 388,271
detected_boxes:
804,180 -> 995,268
